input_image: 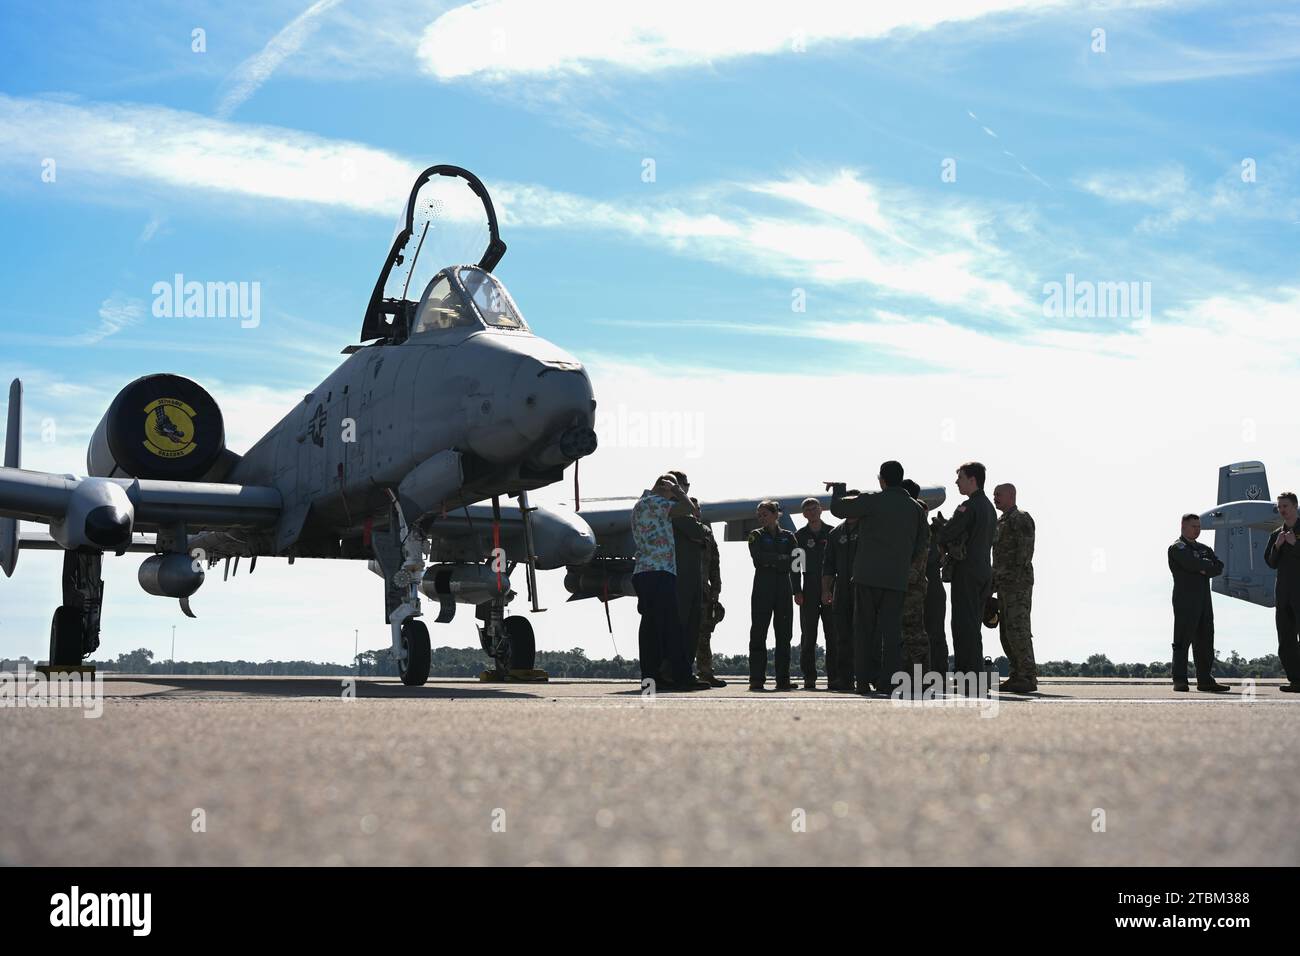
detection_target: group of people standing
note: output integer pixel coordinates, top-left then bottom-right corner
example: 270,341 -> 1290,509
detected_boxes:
1172,492 -> 1300,693
629,461 -> 1039,695
760,460 -> 1036,695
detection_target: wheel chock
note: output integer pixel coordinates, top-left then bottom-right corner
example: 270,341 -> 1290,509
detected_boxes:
478,668 -> 549,683
36,664 -> 97,677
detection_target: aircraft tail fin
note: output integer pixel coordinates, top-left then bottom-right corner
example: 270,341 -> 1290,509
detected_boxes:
1,378 -> 21,577
1204,461 -> 1276,607
1217,460 -> 1269,505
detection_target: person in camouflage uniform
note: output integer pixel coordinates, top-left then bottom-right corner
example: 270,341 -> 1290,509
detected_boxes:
992,482 -> 1037,693
925,511 -> 949,674
696,511 -> 727,687
901,480 -> 932,688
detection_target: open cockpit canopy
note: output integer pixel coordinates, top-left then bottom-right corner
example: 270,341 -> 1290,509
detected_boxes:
359,165 -> 507,343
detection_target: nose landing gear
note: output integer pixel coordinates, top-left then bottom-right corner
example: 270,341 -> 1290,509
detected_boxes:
476,604 -> 546,682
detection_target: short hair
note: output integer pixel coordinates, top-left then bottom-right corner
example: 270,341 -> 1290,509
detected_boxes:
1181,513 -> 1200,523
800,497 -> 820,510
655,473 -> 678,489
959,461 -> 987,489
667,469 -> 689,488
901,479 -> 921,500
758,499 -> 780,514
1279,492 -> 1298,507
879,461 -> 904,486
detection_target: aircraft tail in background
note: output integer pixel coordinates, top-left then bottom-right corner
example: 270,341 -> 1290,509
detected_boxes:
1200,461 -> 1277,608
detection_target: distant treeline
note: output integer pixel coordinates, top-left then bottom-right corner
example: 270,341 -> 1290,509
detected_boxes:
1,648 -> 1289,679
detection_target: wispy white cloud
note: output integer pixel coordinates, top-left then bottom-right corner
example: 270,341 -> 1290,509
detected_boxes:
138,214 -> 164,243
416,0 -> 1073,81
0,95 -> 1033,316
1075,158 -> 1300,233
78,296 -> 144,345
215,0 -> 347,119
1106,16 -> 1300,85
0,94 -> 415,215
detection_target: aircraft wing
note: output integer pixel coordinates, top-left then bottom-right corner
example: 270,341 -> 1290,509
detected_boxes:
19,530 -> 157,553
0,468 -> 281,528
555,486 -> 945,556
0,466 -> 281,576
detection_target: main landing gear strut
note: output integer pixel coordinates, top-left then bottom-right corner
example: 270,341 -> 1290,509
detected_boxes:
49,550 -> 104,666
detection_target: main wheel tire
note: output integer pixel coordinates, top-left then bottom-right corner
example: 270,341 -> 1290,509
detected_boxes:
398,619 -> 431,687
49,606 -> 83,666
503,616 -> 536,671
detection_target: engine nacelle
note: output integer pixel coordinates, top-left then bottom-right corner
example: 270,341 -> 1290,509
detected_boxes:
88,373 -> 228,481
138,553 -> 205,599
420,563 -> 511,606
50,478 -> 135,553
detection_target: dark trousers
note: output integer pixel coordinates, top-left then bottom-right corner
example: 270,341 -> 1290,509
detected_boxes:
750,579 -> 793,686
950,568 -> 989,676
799,595 -> 834,684
677,573 -> 703,676
831,595 -> 856,689
634,571 -> 689,686
854,583 -> 904,693
1275,587 -> 1300,683
1172,597 -> 1214,685
925,581 -> 948,673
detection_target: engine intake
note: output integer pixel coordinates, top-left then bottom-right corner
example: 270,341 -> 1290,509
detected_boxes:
88,373 -> 227,481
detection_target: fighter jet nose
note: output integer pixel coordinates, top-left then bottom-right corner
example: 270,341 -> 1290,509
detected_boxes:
510,359 -> 595,448
84,505 -> 133,550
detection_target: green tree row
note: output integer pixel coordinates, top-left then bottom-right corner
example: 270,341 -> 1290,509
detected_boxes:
12,646 -> 1280,679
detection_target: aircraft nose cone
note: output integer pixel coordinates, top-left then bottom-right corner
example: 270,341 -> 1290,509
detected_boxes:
85,505 -> 132,550
515,362 -> 594,442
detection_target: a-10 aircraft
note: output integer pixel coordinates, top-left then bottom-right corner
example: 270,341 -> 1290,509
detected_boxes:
0,164 -> 946,685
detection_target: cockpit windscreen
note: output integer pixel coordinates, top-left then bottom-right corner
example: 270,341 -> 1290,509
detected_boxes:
459,267 -> 528,331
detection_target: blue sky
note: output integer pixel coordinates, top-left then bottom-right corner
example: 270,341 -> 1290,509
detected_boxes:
2,0 -> 1299,666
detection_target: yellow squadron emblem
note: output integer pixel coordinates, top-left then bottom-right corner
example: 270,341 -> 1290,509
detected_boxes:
142,398 -> 197,459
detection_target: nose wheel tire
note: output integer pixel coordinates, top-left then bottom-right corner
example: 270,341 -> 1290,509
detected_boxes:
398,619 -> 431,686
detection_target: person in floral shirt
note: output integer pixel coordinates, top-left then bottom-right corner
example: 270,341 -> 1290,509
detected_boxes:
632,474 -> 701,689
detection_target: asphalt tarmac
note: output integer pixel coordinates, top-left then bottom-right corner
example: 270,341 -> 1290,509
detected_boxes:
2,675 -> 1297,866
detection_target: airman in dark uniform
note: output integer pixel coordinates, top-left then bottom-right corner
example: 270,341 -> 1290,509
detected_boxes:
1263,491 -> 1300,693
748,499 -> 799,691
821,490 -> 860,692
794,497 -> 836,689
828,461 -> 927,696
1168,513 -> 1230,692
937,461 -> 997,685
